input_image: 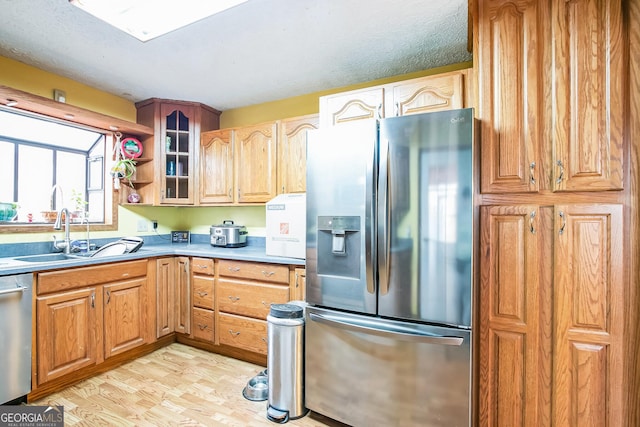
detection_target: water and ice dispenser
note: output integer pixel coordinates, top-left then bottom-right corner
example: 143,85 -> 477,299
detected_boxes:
316,216 -> 361,279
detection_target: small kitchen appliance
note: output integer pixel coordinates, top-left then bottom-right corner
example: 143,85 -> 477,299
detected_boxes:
171,230 -> 190,243
210,220 -> 248,248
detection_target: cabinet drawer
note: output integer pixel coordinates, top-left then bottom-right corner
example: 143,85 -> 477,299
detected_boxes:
192,257 -> 214,275
217,259 -> 289,284
218,313 -> 267,355
37,260 -> 148,294
192,275 -> 214,309
218,279 -> 289,319
192,307 -> 215,342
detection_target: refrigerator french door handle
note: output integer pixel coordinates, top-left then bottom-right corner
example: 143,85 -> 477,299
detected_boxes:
365,129 -> 376,295
377,139 -> 390,295
309,312 -> 464,346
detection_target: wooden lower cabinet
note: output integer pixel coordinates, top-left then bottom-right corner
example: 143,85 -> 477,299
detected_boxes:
191,257 -> 215,343
218,312 -> 268,354
156,256 -> 191,338
35,260 -> 149,386
479,204 -> 623,426
103,278 -> 147,358
36,287 -> 98,384
216,259 -> 291,355
192,307 -> 215,341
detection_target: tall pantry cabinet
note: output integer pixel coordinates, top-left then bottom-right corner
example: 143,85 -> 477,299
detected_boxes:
474,0 -> 636,426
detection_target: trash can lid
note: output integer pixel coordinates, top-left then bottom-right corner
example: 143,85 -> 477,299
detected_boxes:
269,303 -> 304,319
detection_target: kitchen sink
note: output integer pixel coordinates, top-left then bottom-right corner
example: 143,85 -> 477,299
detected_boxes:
13,253 -> 83,263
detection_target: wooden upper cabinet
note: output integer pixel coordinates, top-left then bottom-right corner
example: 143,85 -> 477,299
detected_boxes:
385,71 -> 467,117
200,129 -> 234,204
551,0 -> 624,192
478,205 -> 551,427
552,204 -> 623,427
235,122 -> 278,203
319,87 -> 384,127
277,114 -> 319,194
135,98 -> 220,206
477,0 -> 543,194
319,71 -> 469,127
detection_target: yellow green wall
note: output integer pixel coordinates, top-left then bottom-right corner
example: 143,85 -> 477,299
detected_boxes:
0,55 -> 471,243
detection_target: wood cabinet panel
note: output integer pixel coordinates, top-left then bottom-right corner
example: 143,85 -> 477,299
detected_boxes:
199,129 -> 234,204
235,122 -> 278,203
319,87 -> 384,127
478,0 -> 543,193
36,287 -> 98,384
103,278 -> 146,358
386,72 -> 465,116
479,205 -> 551,427
218,313 -> 267,355
217,259 -> 289,284
553,204 -> 623,426
174,257 -> 190,334
217,279 -> 289,319
277,114 -> 318,194
191,257 -> 214,275
192,307 -> 215,342
193,275 -> 214,310
156,257 -> 175,337
551,0 -> 624,191
37,260 -> 147,294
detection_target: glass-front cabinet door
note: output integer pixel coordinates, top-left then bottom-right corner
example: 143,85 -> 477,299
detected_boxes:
161,104 -> 195,204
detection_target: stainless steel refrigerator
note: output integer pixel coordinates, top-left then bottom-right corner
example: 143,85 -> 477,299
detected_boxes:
305,108 -> 474,427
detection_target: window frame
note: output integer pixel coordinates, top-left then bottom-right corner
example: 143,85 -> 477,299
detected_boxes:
0,86 -> 153,234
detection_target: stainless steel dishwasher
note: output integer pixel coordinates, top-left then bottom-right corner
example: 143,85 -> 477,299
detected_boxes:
0,273 -> 32,404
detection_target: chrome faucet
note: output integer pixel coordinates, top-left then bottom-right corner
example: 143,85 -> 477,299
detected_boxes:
52,208 -> 71,254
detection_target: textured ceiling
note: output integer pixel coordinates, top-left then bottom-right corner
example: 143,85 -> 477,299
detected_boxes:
0,0 -> 471,111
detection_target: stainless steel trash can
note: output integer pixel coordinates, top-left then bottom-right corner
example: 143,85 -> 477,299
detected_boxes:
267,303 -> 308,423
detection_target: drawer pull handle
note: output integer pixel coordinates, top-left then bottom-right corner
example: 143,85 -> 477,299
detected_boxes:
228,267 -> 241,272
262,271 -> 275,277
261,301 -> 269,307
198,324 -> 209,331
261,337 -> 267,343
195,264 -> 209,269
122,272 -> 130,277
228,329 -> 240,336
228,296 -> 240,302
198,291 -> 209,297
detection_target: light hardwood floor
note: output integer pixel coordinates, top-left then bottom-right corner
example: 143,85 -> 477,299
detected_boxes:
31,343 -> 342,426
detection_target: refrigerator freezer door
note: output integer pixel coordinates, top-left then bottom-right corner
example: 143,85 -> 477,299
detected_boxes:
378,109 -> 474,327
306,121 -> 378,314
305,306 -> 471,427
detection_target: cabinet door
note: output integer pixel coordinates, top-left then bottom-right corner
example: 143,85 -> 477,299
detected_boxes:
235,122 -> 278,203
156,257 -> 175,337
551,0 -> 624,191
161,103 -> 195,204
293,267 -> 306,301
199,129 -> 234,204
319,87 -> 384,127
553,204 -> 623,427
174,256 -> 191,334
278,115 -> 318,194
385,72 -> 466,117
103,278 -> 146,358
36,287 -> 98,384
477,0 -> 543,193
218,312 -> 268,354
478,205 -> 551,427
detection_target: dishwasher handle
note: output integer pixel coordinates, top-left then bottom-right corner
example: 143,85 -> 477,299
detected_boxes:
0,285 -> 28,296
309,312 -> 463,346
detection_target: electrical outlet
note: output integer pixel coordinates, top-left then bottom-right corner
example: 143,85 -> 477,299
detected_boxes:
152,220 -> 158,230
137,219 -> 148,232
